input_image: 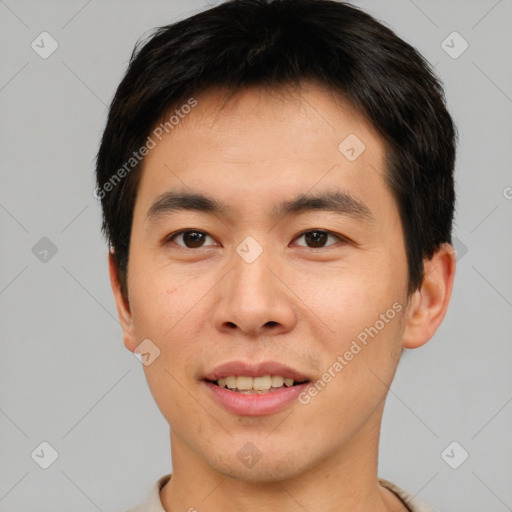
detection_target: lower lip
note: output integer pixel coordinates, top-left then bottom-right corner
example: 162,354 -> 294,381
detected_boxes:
203,381 -> 311,416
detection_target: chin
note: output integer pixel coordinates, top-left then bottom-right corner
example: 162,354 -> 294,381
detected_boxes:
204,445 -> 316,484
217,462 -> 303,484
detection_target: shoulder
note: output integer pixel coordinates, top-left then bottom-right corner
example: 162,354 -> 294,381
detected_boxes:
379,478 -> 438,512
124,473 -> 171,512
124,474 -> 436,512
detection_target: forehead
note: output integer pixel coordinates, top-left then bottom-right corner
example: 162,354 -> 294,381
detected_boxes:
159,82 -> 382,161
134,81 -> 391,223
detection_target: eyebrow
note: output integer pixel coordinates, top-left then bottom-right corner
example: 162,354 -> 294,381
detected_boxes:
146,189 -> 373,224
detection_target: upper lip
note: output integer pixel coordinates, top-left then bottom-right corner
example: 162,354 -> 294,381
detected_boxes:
204,361 -> 311,382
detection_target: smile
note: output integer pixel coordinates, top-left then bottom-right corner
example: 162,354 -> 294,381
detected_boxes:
203,378 -> 311,416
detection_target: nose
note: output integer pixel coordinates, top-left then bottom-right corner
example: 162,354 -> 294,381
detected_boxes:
213,245 -> 297,338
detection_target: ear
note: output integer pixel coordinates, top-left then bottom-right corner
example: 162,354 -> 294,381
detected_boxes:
402,243 -> 456,349
108,250 -> 137,352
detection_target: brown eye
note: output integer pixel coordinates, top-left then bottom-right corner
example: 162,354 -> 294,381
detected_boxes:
169,230 -> 217,248
295,230 -> 342,248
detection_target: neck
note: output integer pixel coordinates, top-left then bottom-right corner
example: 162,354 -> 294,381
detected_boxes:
160,404 -> 403,512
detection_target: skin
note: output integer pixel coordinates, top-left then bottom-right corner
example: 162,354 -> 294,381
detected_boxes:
109,82 -> 456,512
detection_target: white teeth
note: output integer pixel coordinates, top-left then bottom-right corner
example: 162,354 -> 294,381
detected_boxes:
215,375 -> 299,391
253,375 -> 272,390
271,375 -> 284,387
236,376 -> 253,390
225,376 -> 237,388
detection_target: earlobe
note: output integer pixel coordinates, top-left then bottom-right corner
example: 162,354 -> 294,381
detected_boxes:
108,251 -> 138,352
402,243 -> 456,349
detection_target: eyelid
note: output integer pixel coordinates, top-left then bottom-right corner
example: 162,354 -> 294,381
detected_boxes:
292,229 -> 347,247
166,229 -> 219,247
165,228 -> 350,249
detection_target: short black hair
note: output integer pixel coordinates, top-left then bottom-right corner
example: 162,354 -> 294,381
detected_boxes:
96,0 -> 457,301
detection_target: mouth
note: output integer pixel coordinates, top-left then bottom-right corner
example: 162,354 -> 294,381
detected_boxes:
202,361 -> 313,416
205,375 -> 310,394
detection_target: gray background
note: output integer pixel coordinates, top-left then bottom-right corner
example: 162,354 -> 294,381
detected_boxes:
1,0 -> 511,510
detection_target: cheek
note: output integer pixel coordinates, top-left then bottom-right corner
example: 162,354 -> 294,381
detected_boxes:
141,357 -> 203,439
128,260 -> 214,383
298,262 -> 406,391
304,309 -> 405,435
299,266 -> 397,337
127,251 -> 194,339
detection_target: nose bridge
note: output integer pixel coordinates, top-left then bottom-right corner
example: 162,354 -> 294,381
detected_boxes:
213,236 -> 296,336
230,238 -> 276,307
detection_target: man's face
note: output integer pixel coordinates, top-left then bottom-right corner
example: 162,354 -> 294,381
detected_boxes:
123,82 -> 411,481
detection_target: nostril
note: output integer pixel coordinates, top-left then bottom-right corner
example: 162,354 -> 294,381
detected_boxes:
265,321 -> 278,327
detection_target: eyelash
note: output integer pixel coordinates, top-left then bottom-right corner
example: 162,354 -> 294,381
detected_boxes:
165,229 -> 347,249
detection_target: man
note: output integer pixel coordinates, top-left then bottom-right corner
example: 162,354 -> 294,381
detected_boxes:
95,1 -> 457,510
